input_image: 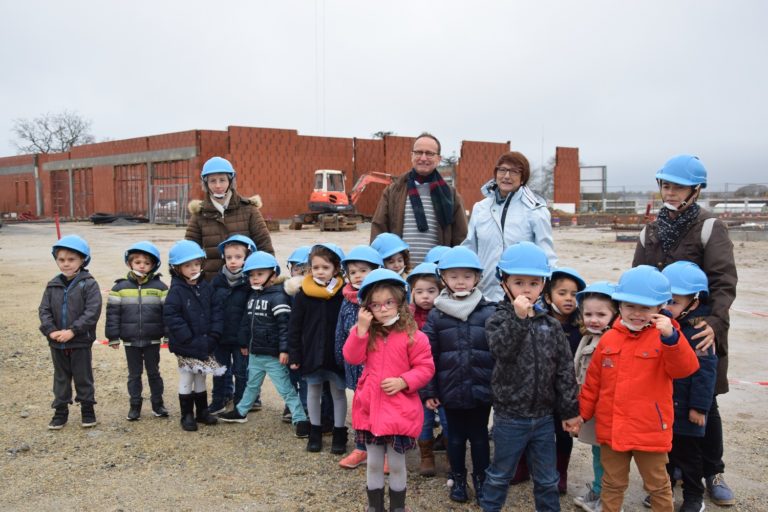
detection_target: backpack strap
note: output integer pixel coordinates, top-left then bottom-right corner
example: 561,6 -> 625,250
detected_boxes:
700,217 -> 716,247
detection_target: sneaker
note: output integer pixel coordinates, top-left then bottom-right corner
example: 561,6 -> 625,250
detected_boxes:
152,403 -> 169,418
218,409 -> 248,423
81,405 -> 97,428
680,499 -> 705,512
295,420 -> 310,438
642,494 -> 652,508
574,484 -> 600,512
48,407 -> 68,430
250,398 -> 262,412
281,406 -> 292,423
208,400 -> 227,415
706,474 -> 735,506
339,448 -> 367,469
127,403 -> 141,421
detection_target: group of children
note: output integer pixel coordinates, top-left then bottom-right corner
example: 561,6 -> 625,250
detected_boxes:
40,230 -> 718,512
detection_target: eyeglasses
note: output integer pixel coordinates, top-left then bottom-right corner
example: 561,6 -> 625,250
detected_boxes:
495,167 -> 522,177
368,299 -> 399,312
412,150 -> 439,158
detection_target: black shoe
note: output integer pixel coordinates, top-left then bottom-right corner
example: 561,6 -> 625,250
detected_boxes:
282,406 -> 292,423
390,487 -> 407,512
330,426 -> 348,454
151,401 -> 169,418
450,472 -> 469,503
472,473 -> 486,506
250,397 -> 262,411
193,391 -> 218,425
307,424 -> 323,452
208,400 -> 227,415
321,416 -> 333,435
81,403 -> 97,428
295,420 -> 310,438
179,394 -> 197,431
127,403 -> 141,421
48,406 -> 68,430
219,409 -> 248,423
679,499 -> 705,512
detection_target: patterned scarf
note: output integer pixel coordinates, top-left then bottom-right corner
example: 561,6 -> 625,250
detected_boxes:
407,169 -> 453,231
656,203 -> 701,254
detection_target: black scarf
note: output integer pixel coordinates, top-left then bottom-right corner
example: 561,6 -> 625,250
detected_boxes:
407,169 -> 453,231
656,203 -> 701,254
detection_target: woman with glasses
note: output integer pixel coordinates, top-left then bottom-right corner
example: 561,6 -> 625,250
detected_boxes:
462,151 -> 557,302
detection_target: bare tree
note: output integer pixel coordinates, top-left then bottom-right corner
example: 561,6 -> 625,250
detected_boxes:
528,156 -> 556,200
11,111 -> 95,154
372,130 -> 395,139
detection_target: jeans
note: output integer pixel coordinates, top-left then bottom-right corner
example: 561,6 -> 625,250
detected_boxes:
236,354 -> 307,423
444,405 -> 491,476
419,404 -> 449,441
125,344 -> 163,405
212,344 -> 248,405
480,414 -> 560,512
592,445 -> 604,495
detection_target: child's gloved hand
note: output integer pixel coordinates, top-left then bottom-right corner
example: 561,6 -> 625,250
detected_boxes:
513,295 -> 533,319
651,314 -> 674,338
689,409 -> 706,427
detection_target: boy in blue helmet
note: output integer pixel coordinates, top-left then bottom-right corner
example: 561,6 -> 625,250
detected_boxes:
39,235 -> 102,429
106,241 -> 169,421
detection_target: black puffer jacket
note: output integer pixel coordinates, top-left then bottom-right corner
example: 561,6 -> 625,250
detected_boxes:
486,301 -> 579,420
164,275 -> 223,360
421,300 -> 496,409
211,272 -> 251,346
287,289 -> 344,376
39,270 -> 102,350
238,282 -> 292,357
106,273 -> 168,347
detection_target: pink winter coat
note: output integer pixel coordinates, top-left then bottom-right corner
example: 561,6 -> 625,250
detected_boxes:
344,326 -> 435,439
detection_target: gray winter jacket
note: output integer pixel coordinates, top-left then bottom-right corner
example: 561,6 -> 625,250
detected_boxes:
39,270 -> 102,350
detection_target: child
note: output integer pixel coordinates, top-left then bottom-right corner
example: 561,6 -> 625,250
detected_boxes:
39,235 -> 102,429
407,262 -> 449,477
210,234 -> 257,415
288,243 -> 348,453
422,246 -> 496,504
372,232 -> 411,277
542,267 -> 586,494
423,245 -> 450,264
284,244 -> 312,421
479,241 -> 581,512
163,240 -> 225,432
106,241 -> 169,421
336,246 -> 383,469
578,265 -> 700,512
343,268 -> 435,512
218,252 -> 311,437
572,282 -> 618,512
661,261 -> 718,512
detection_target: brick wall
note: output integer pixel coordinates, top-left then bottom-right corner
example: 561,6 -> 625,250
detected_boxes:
456,140 -> 511,207
553,147 -> 580,208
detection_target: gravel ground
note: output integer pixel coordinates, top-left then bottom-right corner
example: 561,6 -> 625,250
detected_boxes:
1,222 -> 766,511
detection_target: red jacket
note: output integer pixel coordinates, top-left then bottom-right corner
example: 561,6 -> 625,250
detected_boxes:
579,317 -> 699,453
344,326 -> 434,439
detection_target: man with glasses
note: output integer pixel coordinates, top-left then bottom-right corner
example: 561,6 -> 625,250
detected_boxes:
370,133 -> 468,264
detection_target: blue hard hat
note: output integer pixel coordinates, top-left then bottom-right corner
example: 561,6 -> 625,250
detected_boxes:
52,234 -> 91,267
201,156 -> 236,179
371,233 -> 409,260
342,245 -> 384,272
406,262 -> 439,285
612,265 -> 671,306
243,251 -> 281,276
311,243 -> 345,263
125,241 -> 161,273
550,267 -> 586,292
495,241 -> 551,280
217,234 -> 257,257
424,245 -> 450,264
655,155 -> 707,188
576,281 -> 617,304
357,268 -> 409,303
662,261 -> 708,296
437,246 -> 484,275
287,246 -> 311,266
168,240 -> 206,266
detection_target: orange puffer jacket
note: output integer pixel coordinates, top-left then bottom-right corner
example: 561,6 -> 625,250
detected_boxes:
579,317 -> 699,453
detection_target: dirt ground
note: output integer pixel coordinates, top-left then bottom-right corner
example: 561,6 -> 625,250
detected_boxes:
1,221 -> 766,512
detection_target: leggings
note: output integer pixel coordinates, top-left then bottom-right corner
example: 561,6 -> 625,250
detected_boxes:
307,381 -> 347,427
178,371 -> 207,394
366,443 -> 407,492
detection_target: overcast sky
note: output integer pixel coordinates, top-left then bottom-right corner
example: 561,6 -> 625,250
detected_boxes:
1,1 -> 766,191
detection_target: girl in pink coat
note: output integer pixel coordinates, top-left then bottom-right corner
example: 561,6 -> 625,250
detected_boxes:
344,269 -> 435,512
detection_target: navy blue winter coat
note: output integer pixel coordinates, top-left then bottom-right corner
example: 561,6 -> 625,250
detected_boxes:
164,275 -> 223,360
287,287 -> 344,376
211,272 -> 251,345
238,282 -> 292,357
672,304 -> 718,437
421,298 -> 496,409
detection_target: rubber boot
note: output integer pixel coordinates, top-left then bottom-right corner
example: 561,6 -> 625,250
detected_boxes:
366,487 -> 385,512
556,453 -> 570,494
193,391 -> 218,425
417,439 -> 436,477
307,424 -> 323,452
449,472 -> 469,503
511,454 -> 530,484
389,487 -> 407,512
472,472 -> 486,506
179,394 -> 197,431
331,426 -> 348,454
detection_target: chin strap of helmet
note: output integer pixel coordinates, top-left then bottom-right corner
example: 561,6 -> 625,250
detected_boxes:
658,181 -> 701,211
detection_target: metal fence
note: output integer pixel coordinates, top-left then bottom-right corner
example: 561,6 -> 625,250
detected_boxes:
150,183 -> 189,225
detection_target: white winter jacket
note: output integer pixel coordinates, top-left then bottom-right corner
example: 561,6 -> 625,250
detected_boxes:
461,180 -> 557,302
